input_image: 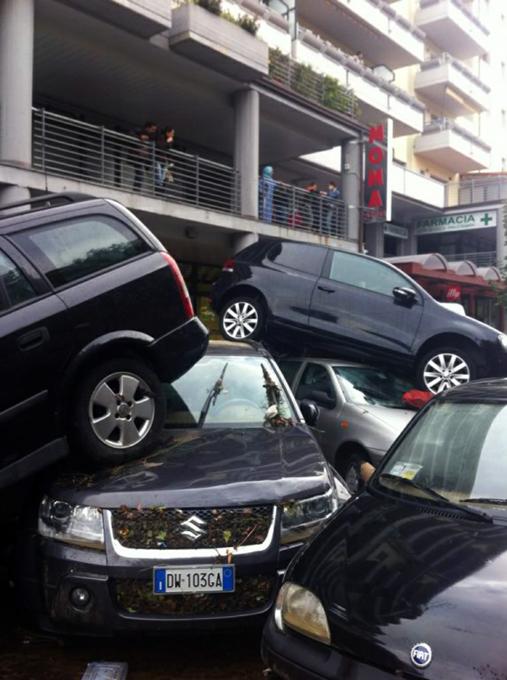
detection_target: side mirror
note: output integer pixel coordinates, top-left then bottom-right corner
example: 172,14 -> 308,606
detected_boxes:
299,400 -> 320,427
393,286 -> 417,305
305,390 -> 336,409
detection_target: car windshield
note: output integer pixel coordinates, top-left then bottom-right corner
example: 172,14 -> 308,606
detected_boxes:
334,366 -> 414,408
164,354 -> 294,428
375,400 -> 507,512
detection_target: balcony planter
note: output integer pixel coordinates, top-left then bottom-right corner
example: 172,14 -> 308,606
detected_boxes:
169,3 -> 269,80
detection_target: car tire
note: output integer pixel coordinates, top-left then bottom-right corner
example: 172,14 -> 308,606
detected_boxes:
342,452 -> 367,495
72,357 -> 166,465
220,297 -> 265,342
416,346 -> 477,394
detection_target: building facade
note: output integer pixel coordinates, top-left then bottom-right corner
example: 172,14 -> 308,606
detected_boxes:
0,0 -> 506,323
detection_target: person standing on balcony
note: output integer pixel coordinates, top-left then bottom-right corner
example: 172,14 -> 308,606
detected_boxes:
259,166 -> 275,223
303,181 -> 320,230
133,121 -> 158,192
155,126 -> 175,193
324,180 -> 341,234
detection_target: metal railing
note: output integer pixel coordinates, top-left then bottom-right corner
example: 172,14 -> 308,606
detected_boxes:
260,179 -> 347,239
268,49 -> 358,117
32,109 -> 241,215
449,251 -> 497,267
456,178 -> 507,205
420,53 -> 490,94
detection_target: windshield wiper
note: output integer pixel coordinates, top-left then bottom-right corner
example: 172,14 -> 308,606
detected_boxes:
198,363 -> 228,427
378,473 -> 492,523
460,498 -> 507,506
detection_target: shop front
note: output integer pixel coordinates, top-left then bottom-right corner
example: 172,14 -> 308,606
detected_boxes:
388,253 -> 505,331
180,261 -> 222,337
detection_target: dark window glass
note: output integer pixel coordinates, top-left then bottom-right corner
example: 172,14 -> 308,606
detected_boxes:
329,251 -> 412,297
268,242 -> 326,275
295,363 -> 334,404
0,251 -> 36,310
334,366 -> 414,408
278,360 -> 303,388
13,216 -> 149,287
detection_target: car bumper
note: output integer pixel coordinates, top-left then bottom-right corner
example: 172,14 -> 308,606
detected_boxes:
148,317 -> 208,383
262,616 -> 396,680
21,534 -> 302,637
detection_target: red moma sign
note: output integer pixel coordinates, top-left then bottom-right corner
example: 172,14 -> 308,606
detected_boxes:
364,120 -> 392,223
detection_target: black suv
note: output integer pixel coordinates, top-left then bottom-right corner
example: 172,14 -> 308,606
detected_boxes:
212,239 -> 507,391
0,193 -> 208,486
17,341 -> 349,636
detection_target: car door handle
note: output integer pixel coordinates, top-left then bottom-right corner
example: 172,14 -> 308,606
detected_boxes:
17,327 -> 49,351
318,285 -> 335,293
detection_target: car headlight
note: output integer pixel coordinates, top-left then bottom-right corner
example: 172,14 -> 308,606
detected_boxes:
38,496 -> 105,550
498,334 -> 507,352
274,582 -> 331,645
281,486 -> 344,545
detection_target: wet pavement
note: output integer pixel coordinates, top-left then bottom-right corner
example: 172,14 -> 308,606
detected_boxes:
0,574 -> 265,680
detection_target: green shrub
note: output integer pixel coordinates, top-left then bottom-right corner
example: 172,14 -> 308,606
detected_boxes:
195,0 -> 222,15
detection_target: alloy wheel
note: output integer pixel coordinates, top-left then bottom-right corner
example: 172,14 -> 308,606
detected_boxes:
423,353 -> 471,394
89,372 -> 155,448
223,301 -> 259,340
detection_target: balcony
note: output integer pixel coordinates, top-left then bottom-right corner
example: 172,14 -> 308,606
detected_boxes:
168,2 -> 269,80
415,54 -> 490,116
28,109 -> 348,242
295,30 -> 425,136
59,0 -> 172,38
416,0 -> 489,59
414,118 -> 491,173
391,162 -> 446,208
268,48 -> 358,119
295,0 -> 425,68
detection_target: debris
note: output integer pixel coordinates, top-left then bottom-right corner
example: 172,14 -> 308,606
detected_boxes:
81,662 -> 128,680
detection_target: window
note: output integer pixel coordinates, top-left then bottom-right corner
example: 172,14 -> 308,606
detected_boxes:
295,363 -> 335,405
268,242 -> 327,276
0,251 -> 36,311
13,216 -> 149,287
278,360 -> 303,387
329,251 -> 412,298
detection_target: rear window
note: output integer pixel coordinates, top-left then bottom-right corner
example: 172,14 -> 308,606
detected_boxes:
13,216 -> 149,287
0,251 -> 36,311
267,242 -> 326,276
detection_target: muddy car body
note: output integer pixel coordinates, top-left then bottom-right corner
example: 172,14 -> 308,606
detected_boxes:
18,342 -> 349,635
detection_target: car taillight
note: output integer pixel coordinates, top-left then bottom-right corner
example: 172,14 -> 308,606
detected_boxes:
161,252 -> 194,320
222,259 -> 235,273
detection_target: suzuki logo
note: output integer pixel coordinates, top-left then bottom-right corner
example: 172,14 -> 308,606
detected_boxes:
179,514 -> 207,542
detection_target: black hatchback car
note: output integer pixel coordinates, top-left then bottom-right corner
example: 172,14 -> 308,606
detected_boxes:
17,341 -> 349,635
263,377 -> 507,679
0,192 -> 207,485
212,239 -> 507,392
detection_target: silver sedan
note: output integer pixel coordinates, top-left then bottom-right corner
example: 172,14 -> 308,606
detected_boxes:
280,358 -> 417,492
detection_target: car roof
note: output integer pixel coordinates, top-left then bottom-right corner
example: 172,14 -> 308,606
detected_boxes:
439,377 -> 507,403
0,193 -> 108,231
206,340 -> 271,357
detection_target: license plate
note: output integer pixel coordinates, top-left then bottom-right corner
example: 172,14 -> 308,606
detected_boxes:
153,565 -> 235,594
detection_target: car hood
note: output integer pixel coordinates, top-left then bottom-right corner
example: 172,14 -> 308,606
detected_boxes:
354,404 -> 414,438
289,491 -> 507,679
52,425 -> 330,508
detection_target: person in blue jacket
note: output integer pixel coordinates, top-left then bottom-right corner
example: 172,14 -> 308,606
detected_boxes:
259,165 -> 275,223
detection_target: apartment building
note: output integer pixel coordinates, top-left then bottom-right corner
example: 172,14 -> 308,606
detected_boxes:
0,0 -> 505,328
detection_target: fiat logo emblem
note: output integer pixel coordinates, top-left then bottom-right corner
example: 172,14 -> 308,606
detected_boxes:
410,642 -> 432,669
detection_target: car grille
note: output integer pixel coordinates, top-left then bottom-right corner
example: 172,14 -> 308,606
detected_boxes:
110,505 -> 273,550
115,575 -> 274,616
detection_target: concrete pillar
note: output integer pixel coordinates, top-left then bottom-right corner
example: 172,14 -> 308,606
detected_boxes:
402,225 -> 418,256
0,185 -> 30,209
0,0 -> 34,167
364,223 -> 383,258
234,89 -> 259,219
341,139 -> 362,248
232,231 -> 258,255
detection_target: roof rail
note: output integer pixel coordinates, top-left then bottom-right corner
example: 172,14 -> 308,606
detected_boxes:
0,192 -> 96,221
